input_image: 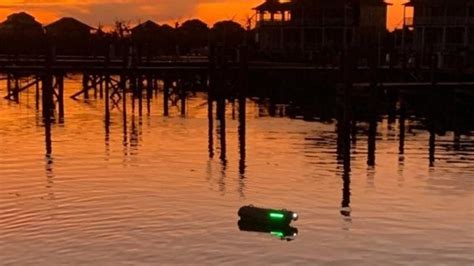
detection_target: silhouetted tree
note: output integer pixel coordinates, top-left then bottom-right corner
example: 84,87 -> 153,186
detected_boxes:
110,20 -> 132,57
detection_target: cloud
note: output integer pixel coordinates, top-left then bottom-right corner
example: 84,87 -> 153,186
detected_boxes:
0,0 -> 202,25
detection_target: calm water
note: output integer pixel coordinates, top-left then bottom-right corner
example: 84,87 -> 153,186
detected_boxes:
1,78 -> 473,265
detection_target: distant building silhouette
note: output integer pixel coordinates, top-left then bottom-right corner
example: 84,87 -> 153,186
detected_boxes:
45,17 -> 94,55
131,20 -> 176,56
131,20 -> 161,56
403,0 -> 474,68
178,19 -> 209,55
211,20 -> 245,51
254,0 -> 389,61
0,12 -> 44,55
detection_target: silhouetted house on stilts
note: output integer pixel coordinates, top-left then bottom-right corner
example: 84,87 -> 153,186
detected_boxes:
131,20 -> 170,58
45,17 -> 94,56
254,0 -> 389,63
178,19 -> 210,55
403,0 -> 474,69
0,12 -> 44,55
159,24 -> 178,55
212,20 -> 245,46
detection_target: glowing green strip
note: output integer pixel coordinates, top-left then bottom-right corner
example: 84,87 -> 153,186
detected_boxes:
269,212 -> 285,219
271,231 -> 284,237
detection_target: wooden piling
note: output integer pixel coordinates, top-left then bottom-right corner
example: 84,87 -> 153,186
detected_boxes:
399,97 -> 406,156
13,75 -> 19,102
35,76 -> 40,110
138,75 -> 143,117
42,45 -> 55,121
44,114 -> 52,157
163,78 -> 170,116
217,97 -> 226,164
82,73 -> 89,99
105,74 -> 111,124
341,133 -> 351,217
429,125 -> 436,167
238,97 -> 246,175
208,97 -> 214,159
42,73 -> 54,120
146,75 -> 153,115
238,45 -> 248,175
180,79 -> 186,116
57,74 -> 64,122
428,53 -> 436,167
367,47 -> 378,167
6,74 -> 11,100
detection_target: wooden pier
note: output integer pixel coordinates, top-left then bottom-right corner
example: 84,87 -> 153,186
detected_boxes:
1,51 -> 473,123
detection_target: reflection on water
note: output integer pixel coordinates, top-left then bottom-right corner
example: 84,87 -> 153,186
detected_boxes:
238,219 -> 298,242
0,79 -> 474,265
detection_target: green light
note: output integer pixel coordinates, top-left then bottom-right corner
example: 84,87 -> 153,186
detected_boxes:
269,212 -> 285,219
271,231 -> 284,237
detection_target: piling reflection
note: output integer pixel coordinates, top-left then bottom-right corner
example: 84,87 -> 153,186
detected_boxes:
399,101 -> 406,163
429,126 -> 436,167
337,118 -> 352,220
238,97 -> 247,197
208,97 -> 214,159
217,97 -> 226,165
238,97 -> 246,174
104,110 -> 110,158
44,118 -> 53,164
129,115 -> 140,156
367,118 -> 377,167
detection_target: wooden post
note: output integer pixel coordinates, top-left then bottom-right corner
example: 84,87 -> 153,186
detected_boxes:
429,124 -> 436,167
57,74 -> 64,122
163,78 -> 170,116
42,73 -> 54,120
341,130 -> 351,218
138,75 -> 143,117
399,96 -> 406,156
428,54 -> 437,167
180,79 -> 186,116
120,73 -> 127,141
217,97 -> 226,164
13,75 -> 19,102
238,97 -> 246,175
146,75 -> 153,115
82,73 -> 89,99
42,44 -> 55,121
239,45 -> 248,175
6,74 -> 11,100
44,112 -> 53,157
367,50 -> 378,167
208,95 -> 214,159
35,75 -> 40,110
130,75 -> 136,114
105,74 -> 110,124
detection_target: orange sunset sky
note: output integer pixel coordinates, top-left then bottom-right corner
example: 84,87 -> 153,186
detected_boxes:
0,0 -> 407,31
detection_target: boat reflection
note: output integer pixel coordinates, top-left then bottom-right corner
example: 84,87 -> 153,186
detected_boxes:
237,219 -> 298,242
